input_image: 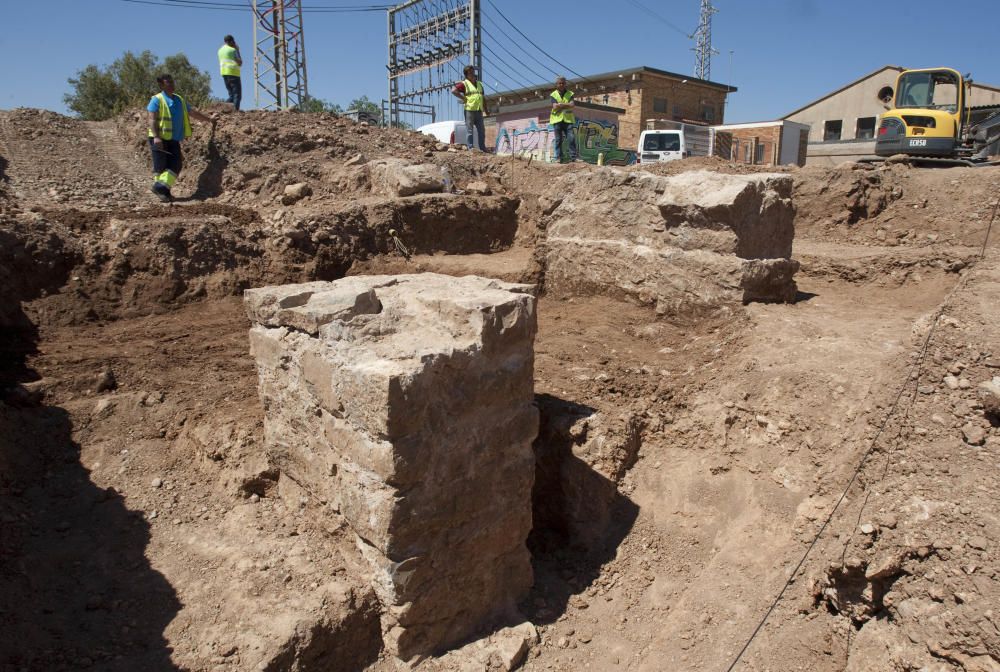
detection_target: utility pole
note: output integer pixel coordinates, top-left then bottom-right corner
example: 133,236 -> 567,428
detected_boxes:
387,0 -> 480,129
253,0 -> 309,110
693,0 -> 718,81
469,0 -> 482,87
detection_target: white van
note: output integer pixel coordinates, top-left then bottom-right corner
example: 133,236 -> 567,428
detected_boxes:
638,130 -> 684,163
416,120 -> 481,147
637,122 -> 715,163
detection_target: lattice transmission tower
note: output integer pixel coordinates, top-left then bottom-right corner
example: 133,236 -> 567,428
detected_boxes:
253,0 -> 309,110
693,0 -> 718,81
387,0 -> 481,129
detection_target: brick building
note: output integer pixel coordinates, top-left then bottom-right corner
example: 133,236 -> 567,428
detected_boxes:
485,66 -> 735,150
486,100 -> 635,165
712,120 -> 810,166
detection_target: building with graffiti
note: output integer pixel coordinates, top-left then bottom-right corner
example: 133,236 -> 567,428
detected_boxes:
487,100 -> 636,165
485,66 -> 736,150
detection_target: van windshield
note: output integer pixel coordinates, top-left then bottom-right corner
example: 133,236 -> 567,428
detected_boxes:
643,133 -> 681,152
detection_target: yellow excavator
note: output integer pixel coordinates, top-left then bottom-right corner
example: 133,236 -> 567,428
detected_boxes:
874,67 -> 1000,166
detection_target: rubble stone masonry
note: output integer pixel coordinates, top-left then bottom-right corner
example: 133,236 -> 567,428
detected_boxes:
543,169 -> 799,314
245,274 -> 539,660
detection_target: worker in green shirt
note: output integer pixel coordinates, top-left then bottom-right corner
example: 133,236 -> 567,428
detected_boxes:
218,35 -> 243,111
452,65 -> 489,151
550,77 -> 578,163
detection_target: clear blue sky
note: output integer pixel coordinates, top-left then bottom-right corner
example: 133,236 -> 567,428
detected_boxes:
4,0 -> 999,123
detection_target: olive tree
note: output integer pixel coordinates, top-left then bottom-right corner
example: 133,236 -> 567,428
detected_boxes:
65,50 -> 212,120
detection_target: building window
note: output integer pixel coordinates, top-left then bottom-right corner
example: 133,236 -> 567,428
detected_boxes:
824,120 -> 843,141
744,142 -> 753,163
673,105 -> 682,119
856,116 -> 877,140
755,143 -> 766,164
702,105 -> 715,122
653,97 -> 667,114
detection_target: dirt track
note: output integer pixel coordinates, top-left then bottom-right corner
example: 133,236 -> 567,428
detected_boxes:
1,107 -> 999,672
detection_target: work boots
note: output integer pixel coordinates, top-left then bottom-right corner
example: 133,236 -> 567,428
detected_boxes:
151,182 -> 172,203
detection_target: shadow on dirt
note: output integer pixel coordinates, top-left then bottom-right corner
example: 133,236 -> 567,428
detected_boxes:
523,394 -> 640,626
189,138 -> 228,201
0,307 -> 181,671
795,290 -> 819,303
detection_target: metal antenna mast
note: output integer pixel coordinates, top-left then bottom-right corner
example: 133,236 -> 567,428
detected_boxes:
693,0 -> 718,80
387,0 -> 481,129
253,0 -> 309,109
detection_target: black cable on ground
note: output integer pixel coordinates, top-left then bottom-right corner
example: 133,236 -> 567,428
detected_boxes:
981,194 -> 999,258
724,248 -> 987,671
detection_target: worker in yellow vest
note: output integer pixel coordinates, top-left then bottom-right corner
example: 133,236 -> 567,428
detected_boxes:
147,73 -> 215,202
218,35 -> 243,110
452,65 -> 490,151
550,77 -> 578,163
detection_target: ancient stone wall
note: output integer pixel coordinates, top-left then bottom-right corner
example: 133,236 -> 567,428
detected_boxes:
543,169 -> 800,315
245,274 -> 539,660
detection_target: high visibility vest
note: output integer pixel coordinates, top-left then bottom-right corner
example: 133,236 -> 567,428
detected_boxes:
463,79 -> 484,112
218,45 -> 241,77
550,89 -> 575,125
148,92 -> 192,141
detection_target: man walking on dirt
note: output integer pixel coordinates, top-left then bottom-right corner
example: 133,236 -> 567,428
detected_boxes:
452,65 -> 489,152
218,35 -> 243,111
550,76 -> 578,163
147,74 -> 215,202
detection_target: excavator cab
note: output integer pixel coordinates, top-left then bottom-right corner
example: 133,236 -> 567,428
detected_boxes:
875,67 -> 964,158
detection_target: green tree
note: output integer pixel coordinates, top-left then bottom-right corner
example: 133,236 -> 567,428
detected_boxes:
347,95 -> 382,123
64,50 -> 212,121
298,96 -> 343,114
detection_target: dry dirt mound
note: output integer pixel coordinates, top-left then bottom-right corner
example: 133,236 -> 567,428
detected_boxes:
113,107 -> 519,208
793,162 -> 1000,249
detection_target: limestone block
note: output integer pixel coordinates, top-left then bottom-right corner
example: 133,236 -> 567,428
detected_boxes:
979,377 -> 1000,417
368,158 -> 445,197
544,169 -> 800,313
246,273 -> 539,660
281,181 -> 312,205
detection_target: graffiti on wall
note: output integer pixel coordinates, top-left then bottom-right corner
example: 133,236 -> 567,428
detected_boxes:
495,117 -> 637,166
495,120 -> 552,162
575,119 -> 636,166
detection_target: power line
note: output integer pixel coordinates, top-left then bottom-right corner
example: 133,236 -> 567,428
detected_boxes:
481,25 -> 553,84
120,0 -> 244,11
481,41 -> 538,90
624,0 -> 693,37
483,0 -> 592,84
119,0 -> 393,12
482,57 -> 532,93
480,11 -> 560,79
172,0 -> 394,8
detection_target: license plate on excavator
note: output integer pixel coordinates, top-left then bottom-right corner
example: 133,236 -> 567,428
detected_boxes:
909,138 -> 927,147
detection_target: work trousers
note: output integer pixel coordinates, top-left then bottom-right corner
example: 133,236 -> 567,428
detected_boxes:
552,121 -> 577,162
464,109 -> 487,151
223,75 -> 242,111
149,138 -> 183,190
